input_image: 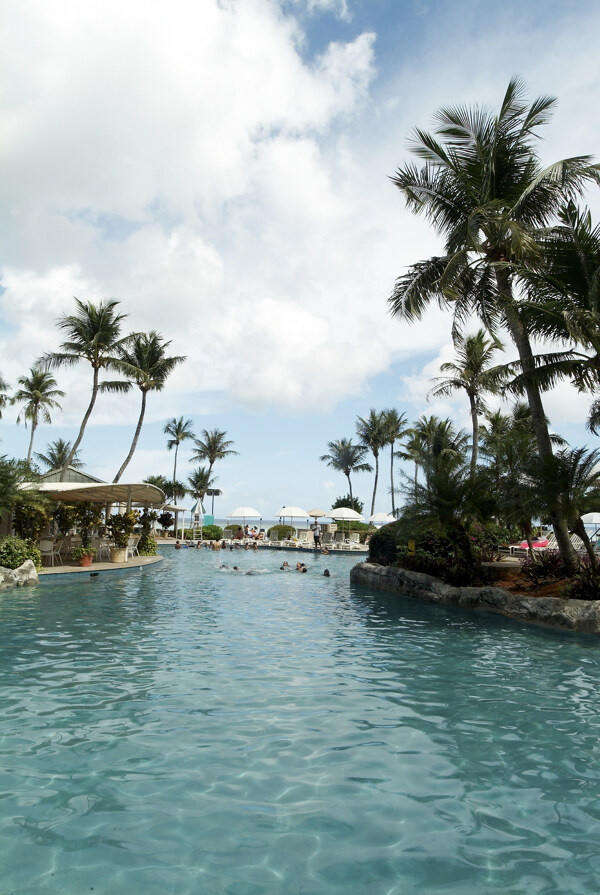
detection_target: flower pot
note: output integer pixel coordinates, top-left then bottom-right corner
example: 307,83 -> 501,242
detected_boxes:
110,547 -> 128,563
79,553 -> 94,567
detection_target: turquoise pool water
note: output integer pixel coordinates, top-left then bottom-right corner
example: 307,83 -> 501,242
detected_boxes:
2,548 -> 600,894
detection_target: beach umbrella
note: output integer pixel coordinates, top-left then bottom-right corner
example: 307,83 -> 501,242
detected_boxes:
369,512 -> 395,526
308,508 -> 328,519
329,506 -> 365,537
274,506 -> 310,531
227,506 -> 262,527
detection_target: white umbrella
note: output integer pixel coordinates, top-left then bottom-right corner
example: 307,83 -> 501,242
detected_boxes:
581,513 -> 600,524
329,507 -> 365,521
369,512 -> 396,525
329,506 -> 365,538
307,508 -> 328,519
227,507 -> 262,527
274,506 -> 310,518
274,506 -> 310,533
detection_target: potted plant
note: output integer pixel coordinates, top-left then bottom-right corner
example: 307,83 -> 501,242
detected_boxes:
71,545 -> 97,567
73,502 -> 103,566
107,511 -> 137,562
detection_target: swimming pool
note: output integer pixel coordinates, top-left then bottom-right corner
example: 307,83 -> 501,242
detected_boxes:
2,547 -> 600,893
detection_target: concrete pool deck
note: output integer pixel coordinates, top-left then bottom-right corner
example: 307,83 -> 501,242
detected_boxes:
39,555 -> 163,577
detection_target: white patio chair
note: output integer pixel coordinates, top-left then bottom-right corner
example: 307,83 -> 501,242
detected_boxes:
39,539 -> 61,566
126,536 -> 140,560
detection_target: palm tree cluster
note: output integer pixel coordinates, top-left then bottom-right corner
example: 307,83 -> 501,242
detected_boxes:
388,78 -> 600,573
1,298 -> 186,491
151,421 -> 238,509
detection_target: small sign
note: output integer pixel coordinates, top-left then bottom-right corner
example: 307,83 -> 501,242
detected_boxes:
407,539 -> 415,556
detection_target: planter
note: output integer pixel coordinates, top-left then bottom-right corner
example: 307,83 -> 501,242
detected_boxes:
79,553 -> 94,567
110,547 -> 128,563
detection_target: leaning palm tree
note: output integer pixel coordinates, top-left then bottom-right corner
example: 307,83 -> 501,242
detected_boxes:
356,409 -> 388,518
43,298 -> 130,479
0,374 -> 10,418
320,438 -> 372,505
429,330 -> 507,476
187,467 -> 216,502
382,408 -> 408,517
191,429 -> 238,482
528,446 -> 600,572
12,368 -> 65,463
388,78 -> 599,569
112,332 -> 185,483
35,438 -> 84,471
164,417 -> 195,502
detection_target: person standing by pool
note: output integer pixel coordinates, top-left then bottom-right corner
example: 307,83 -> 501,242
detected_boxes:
312,522 -> 322,549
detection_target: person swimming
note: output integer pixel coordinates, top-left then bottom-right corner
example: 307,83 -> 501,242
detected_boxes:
323,569 -> 330,577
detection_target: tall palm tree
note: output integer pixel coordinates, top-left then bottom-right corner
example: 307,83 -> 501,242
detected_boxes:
0,374 -> 10,418
429,329 -> 507,476
35,438 -> 84,471
43,298 -> 130,479
320,438 -> 372,505
396,429 -> 426,500
388,78 -> 599,569
112,332 -> 185,483
164,417 -> 195,503
356,409 -> 388,518
382,408 -> 408,517
191,429 -> 238,482
187,467 -> 216,503
12,368 -> 65,463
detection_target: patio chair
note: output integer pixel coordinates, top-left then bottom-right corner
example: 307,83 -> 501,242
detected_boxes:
126,536 -> 140,560
39,538 -> 61,567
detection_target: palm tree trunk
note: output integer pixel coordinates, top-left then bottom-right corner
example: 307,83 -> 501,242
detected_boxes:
173,444 -> 179,505
468,392 -> 479,477
370,454 -> 379,518
497,271 -> 578,571
346,472 -> 353,504
26,417 -> 37,464
573,517 -> 597,573
61,367 -> 99,480
113,389 -> 147,483
390,443 -> 396,516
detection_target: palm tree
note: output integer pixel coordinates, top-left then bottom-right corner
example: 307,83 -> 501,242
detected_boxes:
187,467 -> 216,502
382,409 -> 408,517
388,78 -> 599,569
12,368 -> 65,463
509,202 -> 600,429
320,438 -> 372,505
429,330 -> 506,476
191,429 -> 238,482
164,417 -> 195,502
356,409 -> 388,518
528,447 -> 600,571
112,332 -> 185,483
396,429 -> 425,501
43,298 -> 130,479
35,438 -> 84,471
144,474 -> 171,496
0,374 -> 10,418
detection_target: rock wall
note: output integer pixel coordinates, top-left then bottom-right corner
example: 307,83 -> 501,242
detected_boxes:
350,562 -> 600,634
0,560 -> 39,590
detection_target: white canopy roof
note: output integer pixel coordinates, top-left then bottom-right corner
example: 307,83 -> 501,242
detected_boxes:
20,481 -> 166,507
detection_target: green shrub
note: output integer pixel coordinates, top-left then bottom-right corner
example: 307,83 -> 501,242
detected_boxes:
108,511 -> 137,548
471,522 -> 519,562
368,521 -> 403,565
52,503 -> 78,536
520,551 -> 568,587
137,535 -> 157,555
12,503 -> 51,541
267,525 -> 294,540
201,524 -> 223,541
0,535 -> 42,570
564,561 -> 600,601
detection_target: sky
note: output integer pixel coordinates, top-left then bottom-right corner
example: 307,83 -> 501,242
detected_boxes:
1,0 -> 600,521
